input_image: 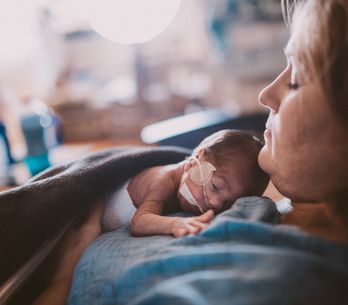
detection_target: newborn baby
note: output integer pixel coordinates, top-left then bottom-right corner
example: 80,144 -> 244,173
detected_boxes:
103,130 -> 269,237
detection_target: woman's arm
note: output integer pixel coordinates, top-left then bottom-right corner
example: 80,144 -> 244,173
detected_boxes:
32,198 -> 105,305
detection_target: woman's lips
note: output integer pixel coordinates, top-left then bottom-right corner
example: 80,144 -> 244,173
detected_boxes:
264,128 -> 272,139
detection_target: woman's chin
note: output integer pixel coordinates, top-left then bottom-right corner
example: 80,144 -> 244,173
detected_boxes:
258,147 -> 271,173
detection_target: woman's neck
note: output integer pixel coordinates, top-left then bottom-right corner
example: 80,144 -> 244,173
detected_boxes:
280,200 -> 348,245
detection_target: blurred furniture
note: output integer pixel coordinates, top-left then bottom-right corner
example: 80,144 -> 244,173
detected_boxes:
1,138 -> 143,188
141,108 -> 268,149
53,97 -> 189,142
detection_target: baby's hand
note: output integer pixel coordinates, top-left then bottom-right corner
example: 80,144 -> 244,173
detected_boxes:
171,210 -> 214,237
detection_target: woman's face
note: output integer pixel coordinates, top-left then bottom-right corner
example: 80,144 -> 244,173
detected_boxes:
258,46 -> 348,203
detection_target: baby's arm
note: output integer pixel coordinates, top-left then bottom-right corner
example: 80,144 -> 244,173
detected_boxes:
131,201 -> 214,237
129,165 -> 214,237
131,200 -> 172,236
168,210 -> 214,237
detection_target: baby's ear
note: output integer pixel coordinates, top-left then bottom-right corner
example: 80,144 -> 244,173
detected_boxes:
196,148 -> 206,159
184,158 -> 195,171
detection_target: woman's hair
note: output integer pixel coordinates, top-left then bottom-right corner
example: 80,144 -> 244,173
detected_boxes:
193,129 -> 269,196
282,0 -> 348,127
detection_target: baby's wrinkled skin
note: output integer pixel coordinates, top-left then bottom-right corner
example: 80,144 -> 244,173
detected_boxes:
128,150 -> 250,238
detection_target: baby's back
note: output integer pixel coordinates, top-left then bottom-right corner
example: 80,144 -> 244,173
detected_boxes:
128,165 -> 177,208
102,164 -> 179,232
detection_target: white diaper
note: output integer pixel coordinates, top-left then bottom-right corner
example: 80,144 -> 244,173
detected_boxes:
102,180 -> 137,232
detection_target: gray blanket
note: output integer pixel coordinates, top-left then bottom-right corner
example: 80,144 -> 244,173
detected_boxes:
0,146 -> 190,297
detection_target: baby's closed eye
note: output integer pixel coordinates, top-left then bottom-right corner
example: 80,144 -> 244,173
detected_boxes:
211,182 -> 220,192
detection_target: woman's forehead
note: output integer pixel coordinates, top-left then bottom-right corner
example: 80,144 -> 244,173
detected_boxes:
284,37 -> 300,63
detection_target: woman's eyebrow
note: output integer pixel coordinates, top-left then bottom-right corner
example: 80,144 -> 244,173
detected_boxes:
284,47 -> 295,58
284,48 -> 297,67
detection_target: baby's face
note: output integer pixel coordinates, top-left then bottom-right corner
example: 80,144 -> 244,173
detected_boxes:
178,158 -> 248,214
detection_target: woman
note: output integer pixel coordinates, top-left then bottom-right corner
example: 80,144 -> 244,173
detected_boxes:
259,0 -> 348,244
34,0 -> 348,304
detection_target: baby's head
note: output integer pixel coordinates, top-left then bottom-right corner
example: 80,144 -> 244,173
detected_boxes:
178,129 -> 270,214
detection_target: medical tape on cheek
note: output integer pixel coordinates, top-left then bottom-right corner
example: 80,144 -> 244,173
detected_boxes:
191,157 -> 209,206
179,182 -> 204,213
190,156 -> 216,206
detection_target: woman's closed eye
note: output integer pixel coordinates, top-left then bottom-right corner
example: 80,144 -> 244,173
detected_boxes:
286,81 -> 300,90
287,62 -> 301,90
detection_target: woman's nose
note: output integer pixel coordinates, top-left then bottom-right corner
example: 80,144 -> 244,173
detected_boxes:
258,75 -> 282,113
259,83 -> 279,112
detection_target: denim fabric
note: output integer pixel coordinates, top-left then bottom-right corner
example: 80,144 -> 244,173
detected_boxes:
68,197 -> 348,305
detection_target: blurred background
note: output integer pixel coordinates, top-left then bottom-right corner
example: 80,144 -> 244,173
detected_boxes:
0,0 -> 288,185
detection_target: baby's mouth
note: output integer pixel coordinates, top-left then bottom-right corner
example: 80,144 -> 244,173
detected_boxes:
188,198 -> 204,213
180,193 -> 204,214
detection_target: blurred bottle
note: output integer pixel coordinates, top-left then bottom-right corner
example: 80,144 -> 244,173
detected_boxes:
0,121 -> 16,185
20,98 -> 60,176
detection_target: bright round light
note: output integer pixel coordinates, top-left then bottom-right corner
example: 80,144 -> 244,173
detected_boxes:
88,0 -> 182,44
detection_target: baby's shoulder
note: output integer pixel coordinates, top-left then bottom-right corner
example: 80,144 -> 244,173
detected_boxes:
128,165 -> 178,206
147,165 -> 177,188
134,165 -> 173,182
128,165 -> 176,198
